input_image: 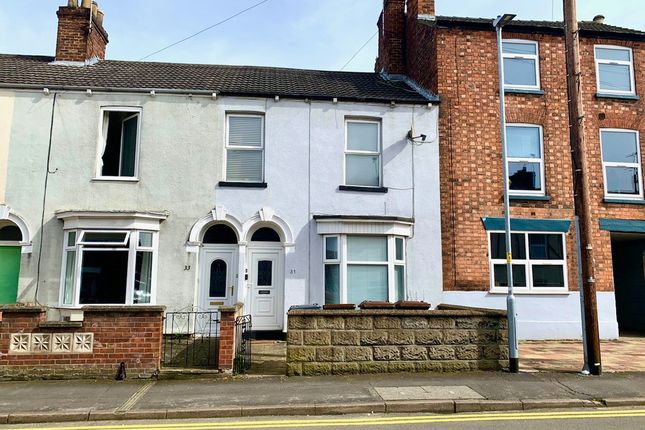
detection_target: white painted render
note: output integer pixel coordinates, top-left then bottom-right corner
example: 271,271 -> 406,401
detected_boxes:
442,291 -> 620,340
0,91 -> 14,204
4,90 -> 442,328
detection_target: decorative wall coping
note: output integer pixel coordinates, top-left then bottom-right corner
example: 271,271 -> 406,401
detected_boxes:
288,307 -> 506,317
38,321 -> 83,328
0,305 -> 45,313
81,305 -> 166,313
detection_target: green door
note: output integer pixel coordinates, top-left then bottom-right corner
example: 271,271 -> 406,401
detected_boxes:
0,246 -> 21,304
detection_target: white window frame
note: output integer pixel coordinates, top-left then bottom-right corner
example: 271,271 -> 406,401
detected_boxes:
224,113 -> 265,183
77,230 -> 130,246
502,39 -> 541,90
600,129 -> 643,200
94,106 -> 143,181
59,229 -> 159,307
506,124 -> 545,196
344,118 -> 382,187
594,45 -> 636,95
323,234 -> 405,304
488,231 -> 568,294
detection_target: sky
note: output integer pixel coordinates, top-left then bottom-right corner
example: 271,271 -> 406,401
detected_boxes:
0,0 -> 642,72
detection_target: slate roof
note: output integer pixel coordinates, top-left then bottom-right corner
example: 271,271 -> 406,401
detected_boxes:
0,54 -> 436,104
433,16 -> 645,40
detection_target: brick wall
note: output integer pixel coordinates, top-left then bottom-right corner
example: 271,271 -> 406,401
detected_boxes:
286,307 -> 508,376
0,305 -> 163,379
418,23 -> 644,292
55,6 -> 108,62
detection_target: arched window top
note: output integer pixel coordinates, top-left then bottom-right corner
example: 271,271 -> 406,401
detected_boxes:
0,222 -> 22,241
203,224 -> 238,244
251,227 -> 281,242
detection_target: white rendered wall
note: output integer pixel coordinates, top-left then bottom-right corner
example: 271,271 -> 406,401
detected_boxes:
5,90 -> 442,328
442,291 -> 619,340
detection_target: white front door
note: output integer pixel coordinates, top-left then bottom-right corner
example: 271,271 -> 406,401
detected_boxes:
200,248 -> 236,311
248,248 -> 283,330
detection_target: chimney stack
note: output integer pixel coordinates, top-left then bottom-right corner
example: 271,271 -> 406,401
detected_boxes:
592,14 -> 605,24
375,0 -> 435,75
55,0 -> 109,62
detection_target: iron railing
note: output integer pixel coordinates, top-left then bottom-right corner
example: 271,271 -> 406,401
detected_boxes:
162,311 -> 220,368
233,314 -> 252,374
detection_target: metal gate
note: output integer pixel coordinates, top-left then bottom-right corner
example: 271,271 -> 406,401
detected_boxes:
234,315 -> 252,374
162,311 -> 220,368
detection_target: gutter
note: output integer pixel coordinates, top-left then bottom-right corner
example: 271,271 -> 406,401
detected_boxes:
418,16 -> 645,42
0,83 -> 437,106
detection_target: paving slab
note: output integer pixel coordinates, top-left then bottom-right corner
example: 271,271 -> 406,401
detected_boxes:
0,380 -> 143,414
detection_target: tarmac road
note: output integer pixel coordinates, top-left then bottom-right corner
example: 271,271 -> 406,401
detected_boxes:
3,408 -> 645,430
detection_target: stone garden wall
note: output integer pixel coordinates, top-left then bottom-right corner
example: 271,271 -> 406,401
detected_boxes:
286,306 -> 509,376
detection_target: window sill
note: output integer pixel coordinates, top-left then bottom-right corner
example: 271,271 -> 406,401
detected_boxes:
488,290 -> 571,296
219,181 -> 267,188
603,198 -> 645,205
595,93 -> 639,101
509,195 -> 551,201
338,185 -> 388,193
504,88 -> 545,96
91,177 -> 139,183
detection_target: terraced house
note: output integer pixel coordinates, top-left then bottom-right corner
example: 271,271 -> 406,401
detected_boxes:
376,0 -> 644,339
0,1 -> 442,334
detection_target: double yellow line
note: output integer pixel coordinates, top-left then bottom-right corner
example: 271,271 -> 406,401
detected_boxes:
17,408 -> 645,430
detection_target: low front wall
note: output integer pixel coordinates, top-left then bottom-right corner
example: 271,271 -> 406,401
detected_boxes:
286,307 -> 509,376
0,305 -> 164,380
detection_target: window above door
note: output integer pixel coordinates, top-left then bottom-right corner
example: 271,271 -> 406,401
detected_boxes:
224,114 -> 265,184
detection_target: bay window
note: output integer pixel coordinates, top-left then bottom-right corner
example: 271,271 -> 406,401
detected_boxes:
324,235 -> 405,304
60,229 -> 158,306
489,231 -> 567,292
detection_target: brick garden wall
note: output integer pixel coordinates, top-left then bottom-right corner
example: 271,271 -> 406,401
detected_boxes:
0,305 -> 164,380
286,307 -> 508,376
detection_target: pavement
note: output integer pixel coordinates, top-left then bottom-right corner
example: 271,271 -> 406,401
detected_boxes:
1,372 -> 645,425
520,336 -> 645,372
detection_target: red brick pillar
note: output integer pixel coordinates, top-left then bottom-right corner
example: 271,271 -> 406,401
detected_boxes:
218,306 -> 238,371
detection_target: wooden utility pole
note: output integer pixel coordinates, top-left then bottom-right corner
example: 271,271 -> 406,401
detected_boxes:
562,0 -> 602,375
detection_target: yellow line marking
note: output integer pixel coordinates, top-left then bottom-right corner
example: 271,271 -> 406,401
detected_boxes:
16,408 -> 645,430
115,382 -> 156,413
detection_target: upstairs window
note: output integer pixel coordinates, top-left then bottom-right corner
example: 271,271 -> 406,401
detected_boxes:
345,119 -> 381,187
502,40 -> 540,90
97,108 -> 141,179
506,125 -> 545,195
595,46 -> 635,95
226,114 -> 264,183
601,129 -> 643,199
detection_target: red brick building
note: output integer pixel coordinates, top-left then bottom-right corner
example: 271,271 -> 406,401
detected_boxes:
377,0 -> 644,339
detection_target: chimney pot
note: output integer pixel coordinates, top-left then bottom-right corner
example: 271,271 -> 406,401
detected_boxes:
67,0 -> 78,7
593,14 -> 605,23
81,0 -> 91,8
